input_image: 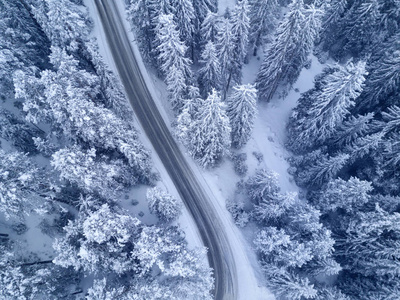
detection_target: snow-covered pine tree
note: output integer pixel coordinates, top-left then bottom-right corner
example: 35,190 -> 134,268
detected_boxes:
154,14 -> 192,111
190,89 -> 231,168
339,0 -> 381,58
155,14 -> 192,78
216,18 -> 239,99
126,0 -> 156,64
198,41 -> 221,95
356,35 -> 400,112
287,61 -> 367,153
318,0 -> 349,54
146,187 -> 182,222
315,177 -> 373,213
335,204 -> 400,278
166,64 -> 187,111
256,0 -> 323,101
51,146 -> 136,200
245,168 -> 280,202
0,149 -> 55,219
297,153 -> 349,188
226,84 -> 257,148
248,0 -> 279,56
264,266 -> 318,300
14,48 -> 153,183
231,0 -> 250,65
33,0 -> 91,49
200,10 -> 220,44
330,113 -> 374,148
172,0 -> 196,59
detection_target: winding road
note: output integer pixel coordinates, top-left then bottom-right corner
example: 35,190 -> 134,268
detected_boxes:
94,1 -> 237,299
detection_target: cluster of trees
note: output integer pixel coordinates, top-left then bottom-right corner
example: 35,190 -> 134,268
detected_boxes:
229,169 -> 344,299
0,0 -> 213,298
285,0 -> 400,299
127,0 -> 266,167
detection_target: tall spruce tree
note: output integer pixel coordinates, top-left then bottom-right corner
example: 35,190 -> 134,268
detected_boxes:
256,0 -> 323,101
189,89 -> 231,168
287,61 -> 367,153
198,41 -> 221,95
226,84 -> 257,148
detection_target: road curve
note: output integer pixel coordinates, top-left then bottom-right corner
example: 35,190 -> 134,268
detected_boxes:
94,1 -> 237,299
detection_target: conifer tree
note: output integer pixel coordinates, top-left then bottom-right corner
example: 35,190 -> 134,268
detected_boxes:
248,0 -> 279,56
216,18 -> 239,99
200,10 -> 220,44
256,1 -> 323,101
357,36 -> 400,112
172,0 -> 196,58
226,84 -> 257,148
231,0 -> 250,64
198,41 -> 221,95
190,89 -> 231,168
287,61 -> 367,152
297,153 -> 349,187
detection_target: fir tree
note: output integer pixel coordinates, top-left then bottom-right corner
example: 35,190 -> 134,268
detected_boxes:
357,36 -> 400,112
198,41 -> 221,95
287,61 -> 367,152
146,187 -> 183,222
297,153 -> 349,187
172,0 -> 196,58
231,0 -> 250,64
315,177 -> 373,213
190,89 -> 231,168
226,84 -> 257,148
200,10 -> 220,44
248,0 -> 279,56
154,14 -> 192,79
216,18 -> 239,99
256,1 -> 323,101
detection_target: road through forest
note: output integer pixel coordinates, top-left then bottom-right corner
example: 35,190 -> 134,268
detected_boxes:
94,1 -> 237,299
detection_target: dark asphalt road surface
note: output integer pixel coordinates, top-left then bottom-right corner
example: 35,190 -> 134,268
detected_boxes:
94,1 -> 237,299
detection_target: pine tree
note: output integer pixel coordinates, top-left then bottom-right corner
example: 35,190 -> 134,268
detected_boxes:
231,0 -> 250,64
172,0 -> 196,58
14,48 -> 153,183
335,204 -> 400,278
226,84 -> 257,148
34,0 -> 91,48
0,108 -> 43,154
154,14 -> 192,79
298,153 -> 349,187
190,89 -> 231,168
51,146 -> 136,200
265,267 -> 318,300
0,149 -> 56,219
287,61 -> 367,152
246,168 -> 280,202
256,1 -> 323,101
248,0 -> 279,56
198,41 -> 221,95
126,0 -> 156,64
216,18 -> 238,99
146,187 -> 182,222
331,113 -> 374,147
200,10 -> 220,44
339,0 -> 381,58
357,36 -> 400,112
318,0 -> 349,54
166,64 -> 187,111
316,177 -> 373,213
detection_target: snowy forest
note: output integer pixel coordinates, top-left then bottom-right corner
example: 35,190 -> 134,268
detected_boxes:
1,0 -> 400,299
